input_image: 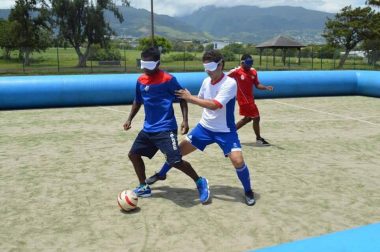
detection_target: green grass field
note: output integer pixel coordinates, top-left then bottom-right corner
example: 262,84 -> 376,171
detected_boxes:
0,48 -> 377,75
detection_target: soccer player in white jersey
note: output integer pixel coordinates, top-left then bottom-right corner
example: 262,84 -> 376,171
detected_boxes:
146,50 -> 256,206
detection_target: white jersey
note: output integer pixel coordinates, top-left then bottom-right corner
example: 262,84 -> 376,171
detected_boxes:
198,74 -> 237,132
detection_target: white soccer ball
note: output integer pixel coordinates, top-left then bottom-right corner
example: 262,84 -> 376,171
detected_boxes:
117,190 -> 138,211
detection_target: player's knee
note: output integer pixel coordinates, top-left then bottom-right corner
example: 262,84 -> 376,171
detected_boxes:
166,154 -> 182,166
171,159 -> 185,168
128,152 -> 139,161
243,117 -> 252,123
233,159 -> 245,168
229,153 -> 244,167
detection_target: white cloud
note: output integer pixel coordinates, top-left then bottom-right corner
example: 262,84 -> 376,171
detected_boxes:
0,0 -> 367,15
128,0 -> 367,16
0,0 -> 16,9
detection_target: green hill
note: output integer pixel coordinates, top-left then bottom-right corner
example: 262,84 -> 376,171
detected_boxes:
179,5 -> 334,43
0,5 -> 334,43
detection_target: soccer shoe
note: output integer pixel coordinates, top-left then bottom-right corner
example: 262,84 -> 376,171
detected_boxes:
133,184 -> 152,198
245,190 -> 256,206
196,177 -> 210,204
145,172 -> 167,185
256,137 -> 270,146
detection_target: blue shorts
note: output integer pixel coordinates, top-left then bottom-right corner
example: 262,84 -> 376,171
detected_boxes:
186,124 -> 242,156
129,130 -> 182,165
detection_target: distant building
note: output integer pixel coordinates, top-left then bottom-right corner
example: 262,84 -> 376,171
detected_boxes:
203,41 -> 231,50
341,51 -> 366,58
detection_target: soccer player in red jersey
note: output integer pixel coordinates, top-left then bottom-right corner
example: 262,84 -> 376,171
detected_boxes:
228,54 -> 274,145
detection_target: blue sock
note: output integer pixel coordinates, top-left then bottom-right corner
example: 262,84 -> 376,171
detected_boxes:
157,162 -> 171,177
235,164 -> 252,193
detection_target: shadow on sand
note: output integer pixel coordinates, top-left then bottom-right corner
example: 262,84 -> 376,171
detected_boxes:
241,142 -> 285,150
150,185 -> 260,208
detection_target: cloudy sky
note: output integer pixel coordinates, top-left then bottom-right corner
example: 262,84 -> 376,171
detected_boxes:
0,0 -> 367,16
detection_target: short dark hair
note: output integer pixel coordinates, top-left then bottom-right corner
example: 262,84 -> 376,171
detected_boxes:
141,47 -> 160,61
241,54 -> 252,61
202,49 -> 224,63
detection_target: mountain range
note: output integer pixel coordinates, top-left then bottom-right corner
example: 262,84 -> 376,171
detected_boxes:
0,5 -> 335,44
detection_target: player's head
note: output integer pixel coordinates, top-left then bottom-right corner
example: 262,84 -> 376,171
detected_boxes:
141,47 -> 161,74
202,50 -> 224,76
241,54 -> 254,70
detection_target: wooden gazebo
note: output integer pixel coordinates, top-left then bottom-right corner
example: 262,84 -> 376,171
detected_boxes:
256,35 -> 305,66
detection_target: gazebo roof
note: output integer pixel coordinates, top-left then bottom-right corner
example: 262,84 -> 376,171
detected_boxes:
256,35 -> 305,49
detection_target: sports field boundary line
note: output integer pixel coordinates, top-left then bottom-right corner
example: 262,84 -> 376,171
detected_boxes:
99,105 -> 379,124
99,106 -> 129,114
269,99 -> 379,126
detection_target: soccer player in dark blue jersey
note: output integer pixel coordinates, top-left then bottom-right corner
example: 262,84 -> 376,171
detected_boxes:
123,47 -> 209,204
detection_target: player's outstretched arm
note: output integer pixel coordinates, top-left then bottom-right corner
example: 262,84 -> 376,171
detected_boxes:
175,89 -> 219,110
257,83 -> 274,91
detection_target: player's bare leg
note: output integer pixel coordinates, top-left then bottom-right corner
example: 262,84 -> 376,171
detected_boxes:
236,116 -> 252,130
145,140 -> 197,185
253,116 -> 270,145
252,116 -> 261,139
179,139 -> 197,156
129,152 -> 152,197
128,152 -> 146,184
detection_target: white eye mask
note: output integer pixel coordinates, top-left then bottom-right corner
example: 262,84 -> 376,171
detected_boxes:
203,60 -> 222,72
140,60 -> 160,70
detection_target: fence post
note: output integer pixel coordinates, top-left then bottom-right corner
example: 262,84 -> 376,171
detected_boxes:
124,45 -> 127,72
333,50 -> 336,69
374,51 -> 377,70
22,50 -> 25,73
311,47 -> 314,70
183,47 -> 186,72
56,46 -> 60,73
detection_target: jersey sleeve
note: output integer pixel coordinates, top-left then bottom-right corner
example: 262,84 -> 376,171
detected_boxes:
170,76 -> 183,91
227,68 -> 238,79
198,79 -> 207,99
252,69 -> 260,87
214,78 -> 237,107
170,76 -> 183,102
134,82 -> 143,103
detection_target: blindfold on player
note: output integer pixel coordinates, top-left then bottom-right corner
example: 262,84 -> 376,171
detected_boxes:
241,58 -> 254,67
203,59 -> 223,72
140,60 -> 160,70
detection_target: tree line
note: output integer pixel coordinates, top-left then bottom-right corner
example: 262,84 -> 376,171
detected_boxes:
0,0 -> 128,67
0,0 -> 379,68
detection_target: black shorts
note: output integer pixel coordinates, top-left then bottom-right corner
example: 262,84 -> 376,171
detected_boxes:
129,130 -> 182,165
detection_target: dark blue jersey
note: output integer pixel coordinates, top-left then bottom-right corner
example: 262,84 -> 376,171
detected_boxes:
135,70 -> 183,132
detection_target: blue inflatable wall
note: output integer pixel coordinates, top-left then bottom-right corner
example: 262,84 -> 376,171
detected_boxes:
0,70 -> 379,110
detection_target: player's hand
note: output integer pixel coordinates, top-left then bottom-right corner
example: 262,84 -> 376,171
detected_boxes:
123,120 -> 132,131
175,89 -> 192,100
266,86 -> 274,91
181,121 -> 189,135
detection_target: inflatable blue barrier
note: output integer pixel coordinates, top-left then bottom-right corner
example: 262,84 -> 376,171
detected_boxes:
251,223 -> 380,252
0,70 -> 379,110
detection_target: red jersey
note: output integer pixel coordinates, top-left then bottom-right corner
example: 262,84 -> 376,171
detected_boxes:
228,67 -> 259,105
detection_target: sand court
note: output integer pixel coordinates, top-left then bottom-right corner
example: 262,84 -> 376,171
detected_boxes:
1,96 -> 379,251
